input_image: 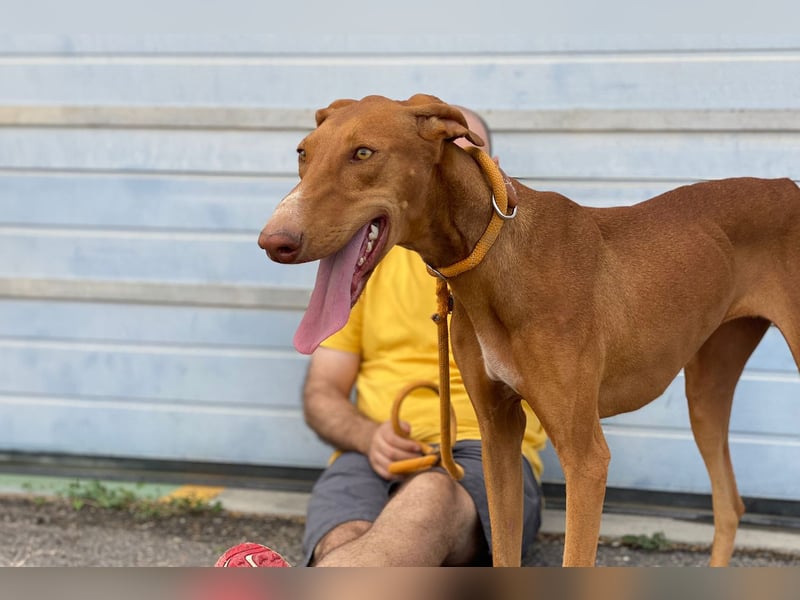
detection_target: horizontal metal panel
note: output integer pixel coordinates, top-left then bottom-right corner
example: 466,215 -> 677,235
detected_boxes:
0,341 -> 309,409
498,132 -> 800,181
543,349 -> 799,499
0,392 -> 330,468
0,128 -> 301,175
2,34 -> 799,55
2,53 -> 800,110
744,326 -> 799,373
0,299 -> 302,347
541,424 -> 800,501
0,173 -> 285,231
3,128 -> 800,182
0,230 -> 317,286
604,373 -> 800,437
0,172 -> 712,228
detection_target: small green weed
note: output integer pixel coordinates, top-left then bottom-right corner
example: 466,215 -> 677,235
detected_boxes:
619,531 -> 672,552
62,480 -> 139,511
59,480 -> 222,519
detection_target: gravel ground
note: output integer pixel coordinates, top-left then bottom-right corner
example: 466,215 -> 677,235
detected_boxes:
1,494 -> 799,567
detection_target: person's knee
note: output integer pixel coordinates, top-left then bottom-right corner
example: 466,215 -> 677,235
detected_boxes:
399,471 -> 476,524
393,471 -> 484,564
312,520 -> 372,564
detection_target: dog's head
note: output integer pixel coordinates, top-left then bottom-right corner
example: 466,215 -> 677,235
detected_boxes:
258,94 -> 485,353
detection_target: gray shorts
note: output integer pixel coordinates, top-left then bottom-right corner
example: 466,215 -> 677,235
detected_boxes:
302,440 -> 542,565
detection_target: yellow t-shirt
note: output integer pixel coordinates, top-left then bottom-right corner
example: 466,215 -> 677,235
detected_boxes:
321,246 -> 548,479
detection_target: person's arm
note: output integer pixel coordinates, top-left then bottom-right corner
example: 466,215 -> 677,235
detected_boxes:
303,346 -> 422,479
303,346 -> 374,453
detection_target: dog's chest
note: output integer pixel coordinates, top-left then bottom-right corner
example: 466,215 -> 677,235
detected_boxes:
476,332 -> 522,391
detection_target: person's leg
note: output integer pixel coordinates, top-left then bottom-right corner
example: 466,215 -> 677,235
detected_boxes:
303,452 -> 392,565
447,441 -> 543,563
314,468 -> 484,566
306,442 -> 541,566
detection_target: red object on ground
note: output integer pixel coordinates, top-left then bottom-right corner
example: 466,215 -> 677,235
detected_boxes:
215,542 -> 291,568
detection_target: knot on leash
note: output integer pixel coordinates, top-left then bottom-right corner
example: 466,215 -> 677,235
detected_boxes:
387,381 -> 464,479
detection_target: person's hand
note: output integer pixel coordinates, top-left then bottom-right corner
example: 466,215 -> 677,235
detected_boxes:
367,420 -> 423,480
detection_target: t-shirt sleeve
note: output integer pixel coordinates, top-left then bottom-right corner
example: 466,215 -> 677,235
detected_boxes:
319,295 -> 364,355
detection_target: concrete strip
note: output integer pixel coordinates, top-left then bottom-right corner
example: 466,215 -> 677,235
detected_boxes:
217,488 -> 309,518
542,508 -> 800,554
3,471 -> 799,556
215,488 -> 800,554
0,473 -> 179,499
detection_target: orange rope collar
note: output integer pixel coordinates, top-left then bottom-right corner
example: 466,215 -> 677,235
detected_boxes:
425,146 -> 516,280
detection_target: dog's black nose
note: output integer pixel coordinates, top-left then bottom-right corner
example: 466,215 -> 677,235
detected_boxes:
259,230 -> 302,263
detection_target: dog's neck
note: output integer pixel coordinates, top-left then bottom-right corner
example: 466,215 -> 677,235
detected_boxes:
403,143 -> 499,271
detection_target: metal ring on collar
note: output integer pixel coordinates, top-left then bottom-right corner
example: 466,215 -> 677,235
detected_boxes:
492,193 -> 518,220
426,264 -> 448,280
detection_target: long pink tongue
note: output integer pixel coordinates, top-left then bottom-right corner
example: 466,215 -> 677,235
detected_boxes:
293,224 -> 369,354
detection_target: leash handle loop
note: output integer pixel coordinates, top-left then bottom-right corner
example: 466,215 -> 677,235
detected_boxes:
388,373 -> 463,479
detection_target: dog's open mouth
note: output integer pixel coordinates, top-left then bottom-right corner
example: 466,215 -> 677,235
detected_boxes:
351,218 -> 387,301
294,217 -> 388,354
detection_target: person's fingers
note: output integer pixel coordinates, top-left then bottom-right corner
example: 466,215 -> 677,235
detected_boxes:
375,433 -> 422,461
368,421 -> 424,479
378,420 -> 423,454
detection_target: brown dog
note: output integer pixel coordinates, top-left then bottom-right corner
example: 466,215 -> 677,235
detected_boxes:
258,94 -> 800,567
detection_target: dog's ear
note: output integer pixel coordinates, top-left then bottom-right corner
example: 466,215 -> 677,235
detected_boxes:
408,99 -> 485,147
315,99 -> 357,127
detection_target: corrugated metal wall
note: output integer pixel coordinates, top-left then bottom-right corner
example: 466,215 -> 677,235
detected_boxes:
0,34 -> 798,498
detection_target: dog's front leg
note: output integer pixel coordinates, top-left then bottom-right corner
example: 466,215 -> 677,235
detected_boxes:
451,315 -> 527,567
466,374 -> 528,567
475,393 -> 528,567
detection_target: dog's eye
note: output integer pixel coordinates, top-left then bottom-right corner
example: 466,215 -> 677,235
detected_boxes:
354,147 -> 373,160
297,148 -> 306,161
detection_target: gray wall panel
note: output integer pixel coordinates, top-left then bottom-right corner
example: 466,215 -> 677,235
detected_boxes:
0,33 -> 797,498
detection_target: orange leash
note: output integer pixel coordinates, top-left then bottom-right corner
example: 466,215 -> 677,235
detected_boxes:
431,279 -> 465,479
388,380 -> 462,478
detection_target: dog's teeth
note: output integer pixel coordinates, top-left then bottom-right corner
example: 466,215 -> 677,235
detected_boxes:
366,241 -> 373,253
358,257 -> 365,266
368,223 -> 379,241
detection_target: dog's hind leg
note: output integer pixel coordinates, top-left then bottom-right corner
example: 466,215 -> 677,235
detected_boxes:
684,316 -> 770,566
548,410 -> 610,567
